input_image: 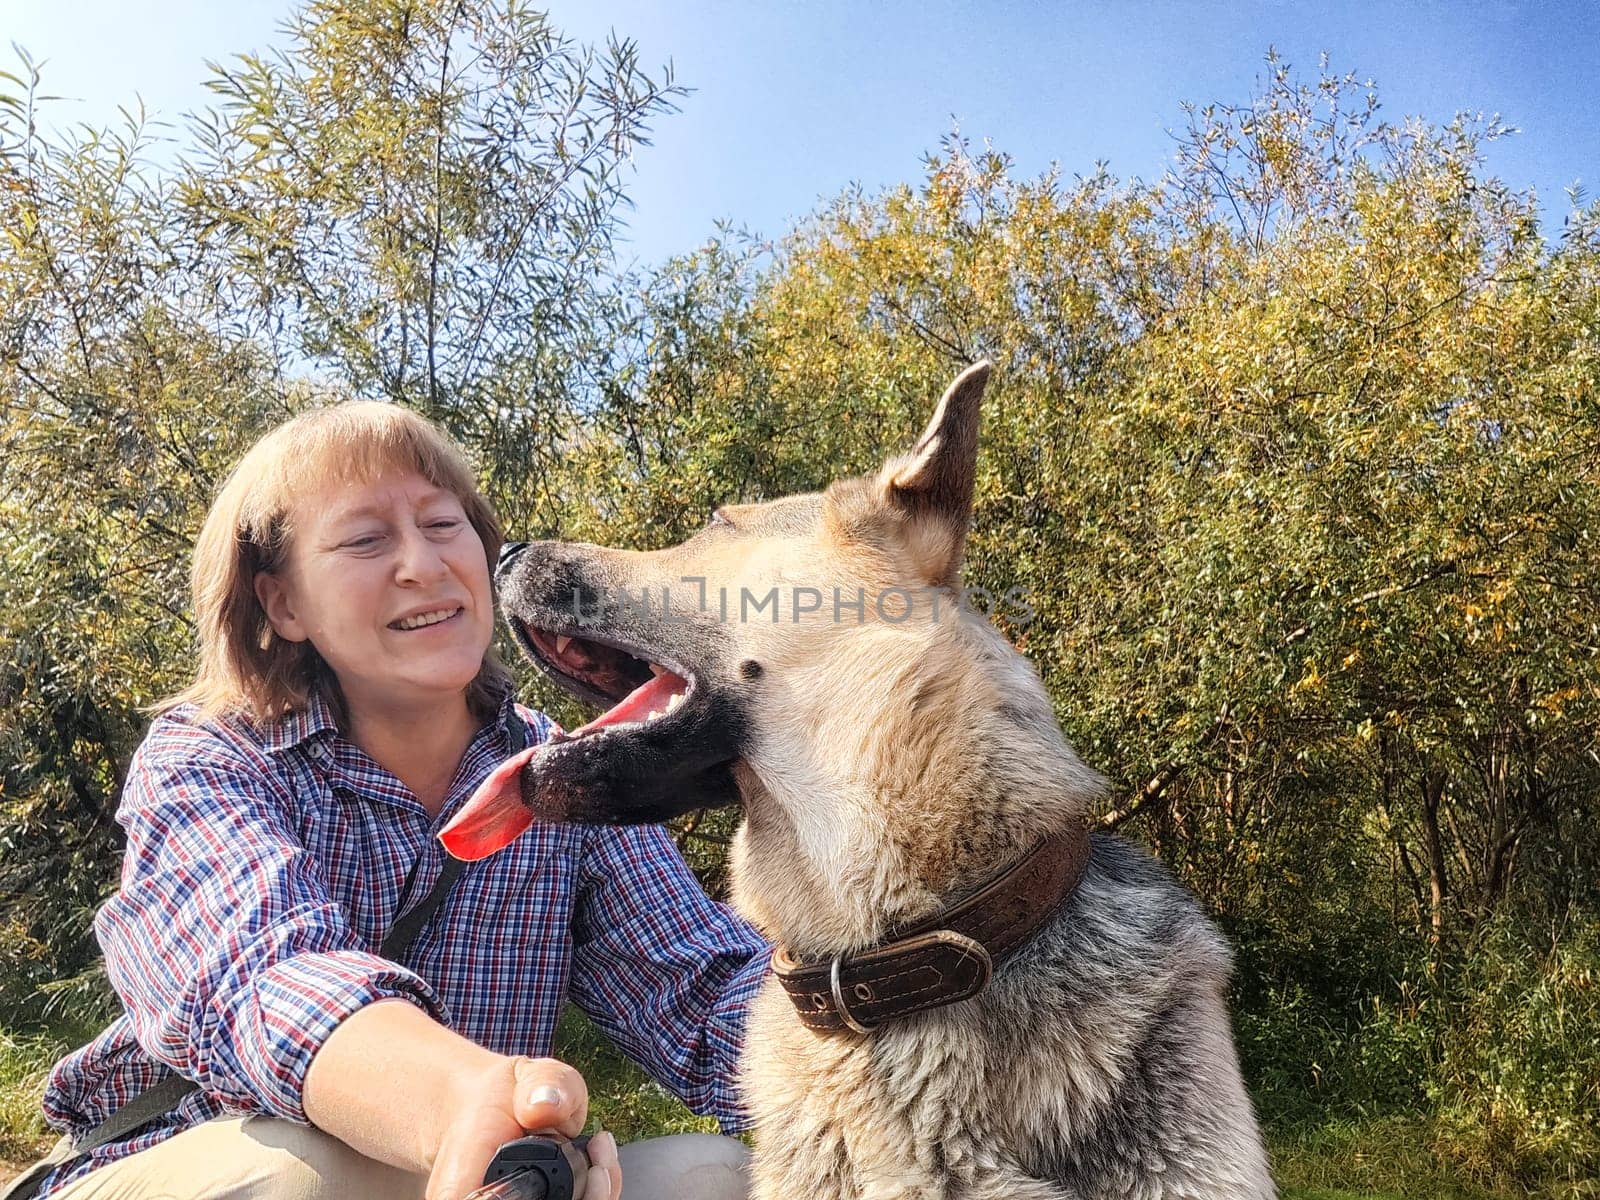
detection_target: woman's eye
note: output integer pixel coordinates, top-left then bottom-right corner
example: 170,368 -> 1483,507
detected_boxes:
345,534 -> 384,549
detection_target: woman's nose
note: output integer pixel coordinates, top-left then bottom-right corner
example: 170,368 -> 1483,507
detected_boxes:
396,527 -> 451,582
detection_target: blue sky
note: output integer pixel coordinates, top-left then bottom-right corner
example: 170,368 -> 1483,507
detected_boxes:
9,1 -> 1596,268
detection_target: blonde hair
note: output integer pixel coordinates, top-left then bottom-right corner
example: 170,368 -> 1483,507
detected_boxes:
162,401 -> 512,726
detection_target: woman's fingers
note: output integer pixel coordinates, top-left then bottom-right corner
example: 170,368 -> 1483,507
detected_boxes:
509,1056 -> 589,1138
587,1129 -> 622,1200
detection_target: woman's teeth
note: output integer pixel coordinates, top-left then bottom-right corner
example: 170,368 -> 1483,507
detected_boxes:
392,607 -> 460,630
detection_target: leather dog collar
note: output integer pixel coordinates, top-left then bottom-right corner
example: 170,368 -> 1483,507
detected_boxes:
772,825 -> 1093,1034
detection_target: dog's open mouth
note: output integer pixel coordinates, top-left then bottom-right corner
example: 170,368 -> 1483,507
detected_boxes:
515,621 -> 694,740
438,620 -> 713,864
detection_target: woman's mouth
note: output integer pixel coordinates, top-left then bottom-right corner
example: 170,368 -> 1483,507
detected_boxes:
389,606 -> 463,631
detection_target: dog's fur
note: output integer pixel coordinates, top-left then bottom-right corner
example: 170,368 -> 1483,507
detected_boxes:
494,363 -> 1275,1198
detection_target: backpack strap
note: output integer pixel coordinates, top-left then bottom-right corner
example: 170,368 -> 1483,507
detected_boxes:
379,850 -> 466,964
65,708 -> 532,1158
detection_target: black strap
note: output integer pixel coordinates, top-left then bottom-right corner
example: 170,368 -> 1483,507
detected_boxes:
64,710 -> 531,1160
71,1075 -> 195,1156
379,848 -> 464,964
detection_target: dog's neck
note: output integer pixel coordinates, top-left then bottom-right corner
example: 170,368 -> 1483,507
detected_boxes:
729,625 -> 1105,959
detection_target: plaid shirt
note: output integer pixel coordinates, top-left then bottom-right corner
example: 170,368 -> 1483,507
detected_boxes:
38,688 -> 771,1197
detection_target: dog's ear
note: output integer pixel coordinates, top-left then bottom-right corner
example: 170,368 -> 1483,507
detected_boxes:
875,360 -> 991,587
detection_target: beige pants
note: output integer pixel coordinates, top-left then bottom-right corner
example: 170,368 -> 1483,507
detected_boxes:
28,1119 -> 749,1200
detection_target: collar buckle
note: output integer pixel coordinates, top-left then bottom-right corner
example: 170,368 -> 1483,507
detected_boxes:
829,955 -> 876,1035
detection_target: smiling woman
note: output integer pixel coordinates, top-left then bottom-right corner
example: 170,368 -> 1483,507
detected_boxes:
7,402 -> 767,1200
169,402 -> 511,733
250,471 -> 499,807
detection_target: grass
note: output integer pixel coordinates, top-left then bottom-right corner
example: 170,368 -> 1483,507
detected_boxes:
1270,1116 -> 1520,1200
0,1026 -> 70,1172
549,1006 -> 721,1143
0,1011 -> 1576,1198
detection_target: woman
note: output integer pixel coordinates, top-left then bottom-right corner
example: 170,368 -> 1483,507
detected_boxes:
17,403 -> 769,1200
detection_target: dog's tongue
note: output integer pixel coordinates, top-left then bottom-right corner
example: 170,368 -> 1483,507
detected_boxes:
439,672 -> 687,861
439,745 -> 539,861
570,669 -> 686,736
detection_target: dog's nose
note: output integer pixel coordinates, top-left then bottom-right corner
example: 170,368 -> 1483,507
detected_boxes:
497,541 -> 529,573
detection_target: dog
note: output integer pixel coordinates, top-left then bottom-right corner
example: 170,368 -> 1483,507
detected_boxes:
444,362 -> 1276,1198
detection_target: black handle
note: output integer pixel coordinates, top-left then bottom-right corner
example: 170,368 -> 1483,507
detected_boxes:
462,1133 -> 592,1200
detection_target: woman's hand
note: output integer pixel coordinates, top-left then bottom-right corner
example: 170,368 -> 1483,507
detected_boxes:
304,1001 -> 620,1200
428,1055 -> 622,1200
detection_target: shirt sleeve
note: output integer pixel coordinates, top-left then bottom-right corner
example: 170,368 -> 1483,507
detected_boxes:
566,823 -> 772,1132
94,717 -> 446,1123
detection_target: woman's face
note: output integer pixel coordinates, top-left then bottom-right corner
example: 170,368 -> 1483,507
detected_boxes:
254,470 -> 495,720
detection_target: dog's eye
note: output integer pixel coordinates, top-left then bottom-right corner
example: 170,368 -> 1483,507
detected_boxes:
707,509 -> 732,529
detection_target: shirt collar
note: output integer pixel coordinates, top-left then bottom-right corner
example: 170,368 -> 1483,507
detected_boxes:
260,681 -> 524,757
487,678 -> 522,742
261,690 -> 341,755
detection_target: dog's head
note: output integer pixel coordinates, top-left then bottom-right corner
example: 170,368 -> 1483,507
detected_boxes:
443,362 -> 1100,908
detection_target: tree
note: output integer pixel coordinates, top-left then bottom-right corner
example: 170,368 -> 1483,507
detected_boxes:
0,0 -> 680,1017
576,56 -> 1600,1171
181,0 -> 682,520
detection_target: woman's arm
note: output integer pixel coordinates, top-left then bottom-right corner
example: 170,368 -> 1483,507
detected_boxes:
100,719 -> 618,1200
100,724 -> 444,1117
567,822 -> 773,1129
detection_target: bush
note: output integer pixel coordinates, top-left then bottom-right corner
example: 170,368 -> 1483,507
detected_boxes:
1430,915 -> 1600,1195
1231,903 -> 1434,1127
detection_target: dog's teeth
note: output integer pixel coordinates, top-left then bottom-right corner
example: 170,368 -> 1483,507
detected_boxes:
649,662 -> 667,676
554,635 -> 572,655
666,692 -> 684,713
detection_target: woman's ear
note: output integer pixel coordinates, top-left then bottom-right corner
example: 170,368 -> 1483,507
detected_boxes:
254,571 -> 310,643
